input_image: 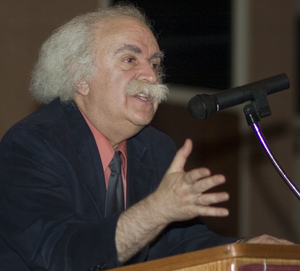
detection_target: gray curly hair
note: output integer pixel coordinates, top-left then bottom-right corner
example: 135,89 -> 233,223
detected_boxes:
30,3 -> 154,104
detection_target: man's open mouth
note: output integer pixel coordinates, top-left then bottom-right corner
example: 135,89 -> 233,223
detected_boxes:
135,93 -> 152,101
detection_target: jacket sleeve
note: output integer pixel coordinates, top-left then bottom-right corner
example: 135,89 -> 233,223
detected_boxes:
146,218 -> 238,261
0,125 -> 121,271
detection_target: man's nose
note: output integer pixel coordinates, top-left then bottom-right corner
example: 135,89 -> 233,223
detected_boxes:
136,62 -> 158,84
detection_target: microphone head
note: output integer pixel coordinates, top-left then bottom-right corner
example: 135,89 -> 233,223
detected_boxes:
188,94 -> 217,119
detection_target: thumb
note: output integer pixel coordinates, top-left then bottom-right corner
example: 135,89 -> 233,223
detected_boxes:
167,139 -> 193,174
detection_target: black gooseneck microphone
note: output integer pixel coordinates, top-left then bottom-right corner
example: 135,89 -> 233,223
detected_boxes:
188,73 -> 290,120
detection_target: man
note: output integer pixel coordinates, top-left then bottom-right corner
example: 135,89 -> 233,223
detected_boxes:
0,3 -> 293,271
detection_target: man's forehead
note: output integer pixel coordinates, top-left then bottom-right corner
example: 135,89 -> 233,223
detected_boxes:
95,17 -> 160,56
97,17 -> 155,41
97,16 -> 149,36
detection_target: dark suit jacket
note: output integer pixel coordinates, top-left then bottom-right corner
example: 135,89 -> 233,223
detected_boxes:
0,98 -> 236,271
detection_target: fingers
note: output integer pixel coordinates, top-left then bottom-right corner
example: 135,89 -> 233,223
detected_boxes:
191,174 -> 229,217
183,167 -> 211,185
243,234 -> 295,245
167,139 -> 223,189
167,139 -> 192,173
194,191 -> 229,217
159,138 -> 231,221
186,169 -> 225,189
197,192 -> 229,206
196,205 -> 229,217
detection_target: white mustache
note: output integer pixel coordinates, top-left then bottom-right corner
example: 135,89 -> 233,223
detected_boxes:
125,80 -> 169,104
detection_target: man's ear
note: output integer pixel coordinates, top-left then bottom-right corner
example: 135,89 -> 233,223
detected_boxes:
76,80 -> 90,96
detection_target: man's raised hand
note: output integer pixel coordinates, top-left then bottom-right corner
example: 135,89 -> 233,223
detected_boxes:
150,139 -> 230,224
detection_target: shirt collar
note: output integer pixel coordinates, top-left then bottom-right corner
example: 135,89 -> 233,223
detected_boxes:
79,110 -> 127,172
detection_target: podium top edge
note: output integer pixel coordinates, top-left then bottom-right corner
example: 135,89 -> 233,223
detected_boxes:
110,243 -> 300,271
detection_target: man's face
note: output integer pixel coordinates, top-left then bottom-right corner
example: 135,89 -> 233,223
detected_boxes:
75,16 -> 163,146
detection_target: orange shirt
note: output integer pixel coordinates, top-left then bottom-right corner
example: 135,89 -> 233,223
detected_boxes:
81,113 -> 127,204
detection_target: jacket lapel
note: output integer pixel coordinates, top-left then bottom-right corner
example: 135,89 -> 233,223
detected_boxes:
126,135 -> 154,208
62,101 -> 107,217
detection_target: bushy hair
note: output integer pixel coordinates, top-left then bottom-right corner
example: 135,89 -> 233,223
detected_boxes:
30,3 -> 152,104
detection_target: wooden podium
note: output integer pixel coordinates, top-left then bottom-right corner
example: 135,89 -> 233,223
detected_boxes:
111,244 -> 300,271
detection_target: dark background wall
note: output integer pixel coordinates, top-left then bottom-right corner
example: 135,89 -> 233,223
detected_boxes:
115,0 -> 232,89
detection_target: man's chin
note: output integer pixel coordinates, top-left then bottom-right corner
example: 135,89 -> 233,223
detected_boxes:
129,115 -> 154,130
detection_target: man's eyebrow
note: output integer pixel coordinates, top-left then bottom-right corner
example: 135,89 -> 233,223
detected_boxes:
151,51 -> 164,61
115,44 -> 164,60
114,44 -> 142,55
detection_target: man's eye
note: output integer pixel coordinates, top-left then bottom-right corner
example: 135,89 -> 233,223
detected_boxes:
151,63 -> 160,70
125,57 -> 135,63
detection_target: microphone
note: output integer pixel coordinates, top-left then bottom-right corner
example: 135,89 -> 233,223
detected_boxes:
188,73 -> 290,120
